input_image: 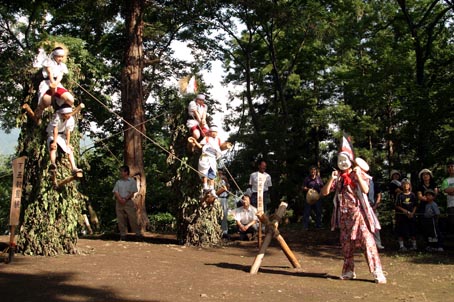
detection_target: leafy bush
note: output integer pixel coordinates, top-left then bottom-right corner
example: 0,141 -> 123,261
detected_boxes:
148,212 -> 176,233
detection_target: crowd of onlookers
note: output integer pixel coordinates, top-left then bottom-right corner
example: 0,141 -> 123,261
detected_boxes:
386,162 -> 454,252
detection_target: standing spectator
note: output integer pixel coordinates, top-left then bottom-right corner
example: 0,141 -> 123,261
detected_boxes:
440,161 -> 454,235
186,94 -> 209,140
233,195 -> 259,241
422,189 -> 444,252
217,170 -> 231,238
388,169 -> 402,203
395,178 -> 418,251
416,169 -> 438,218
302,166 -> 324,230
321,152 -> 386,284
113,165 -> 141,241
248,160 -> 272,212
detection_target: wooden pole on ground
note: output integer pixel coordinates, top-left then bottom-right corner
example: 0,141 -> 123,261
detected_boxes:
250,201 -> 301,274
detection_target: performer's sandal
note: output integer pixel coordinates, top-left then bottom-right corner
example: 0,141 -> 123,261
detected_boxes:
373,271 -> 387,284
340,271 -> 356,280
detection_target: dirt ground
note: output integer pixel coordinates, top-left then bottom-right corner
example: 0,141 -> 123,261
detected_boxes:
0,227 -> 453,302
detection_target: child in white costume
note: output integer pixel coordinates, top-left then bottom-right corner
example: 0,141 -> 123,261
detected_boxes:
46,105 -> 82,174
198,126 -> 223,197
186,94 -> 209,140
36,47 -> 75,118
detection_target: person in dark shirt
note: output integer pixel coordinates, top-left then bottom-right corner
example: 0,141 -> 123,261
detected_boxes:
302,166 -> 324,230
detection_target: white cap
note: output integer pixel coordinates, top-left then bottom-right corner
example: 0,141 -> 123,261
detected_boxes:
210,126 -> 218,132
196,94 -> 205,100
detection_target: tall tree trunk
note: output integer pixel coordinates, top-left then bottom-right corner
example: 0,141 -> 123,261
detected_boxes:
121,0 -> 149,232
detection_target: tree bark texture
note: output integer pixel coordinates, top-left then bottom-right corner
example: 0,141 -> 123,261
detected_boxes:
121,0 -> 149,232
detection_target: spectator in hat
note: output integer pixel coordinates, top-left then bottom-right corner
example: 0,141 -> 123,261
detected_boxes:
186,94 -> 209,140
422,189 -> 444,252
302,166 -> 324,230
440,161 -> 454,235
416,168 -> 438,229
46,105 -> 82,174
395,178 -> 418,251
388,169 -> 402,203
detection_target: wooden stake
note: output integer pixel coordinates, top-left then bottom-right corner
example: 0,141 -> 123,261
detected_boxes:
22,104 -> 40,124
69,103 -> 85,117
56,171 -> 83,189
276,234 -> 301,269
9,225 -> 16,246
250,201 -> 301,274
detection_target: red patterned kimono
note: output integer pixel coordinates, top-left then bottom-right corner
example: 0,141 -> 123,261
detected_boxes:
330,171 -> 383,276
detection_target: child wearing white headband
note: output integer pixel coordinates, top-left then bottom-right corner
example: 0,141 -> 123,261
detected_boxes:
34,46 -> 75,122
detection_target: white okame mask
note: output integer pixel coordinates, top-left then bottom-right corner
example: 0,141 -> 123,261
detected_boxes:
337,153 -> 352,171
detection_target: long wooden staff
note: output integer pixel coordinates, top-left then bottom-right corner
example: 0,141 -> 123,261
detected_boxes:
69,103 -> 85,117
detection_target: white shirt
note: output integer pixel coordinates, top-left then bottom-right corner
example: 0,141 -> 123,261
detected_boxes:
46,114 -> 75,135
187,100 -> 207,119
113,177 -> 138,199
249,172 -> 272,193
200,136 -> 222,159
234,205 -> 258,225
42,57 -> 68,79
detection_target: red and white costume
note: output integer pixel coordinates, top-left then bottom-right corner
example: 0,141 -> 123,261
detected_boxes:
38,55 -> 69,107
186,99 -> 208,134
329,171 -> 383,277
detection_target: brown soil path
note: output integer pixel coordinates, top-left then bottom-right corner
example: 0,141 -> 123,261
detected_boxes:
0,229 -> 452,302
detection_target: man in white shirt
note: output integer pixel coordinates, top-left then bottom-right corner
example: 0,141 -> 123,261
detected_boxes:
248,160 -> 272,212
113,165 -> 141,241
234,195 -> 258,241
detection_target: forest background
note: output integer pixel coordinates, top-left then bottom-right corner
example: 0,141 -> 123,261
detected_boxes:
0,0 -> 453,249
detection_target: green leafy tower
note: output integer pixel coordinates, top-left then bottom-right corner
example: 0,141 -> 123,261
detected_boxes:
17,40 -> 87,256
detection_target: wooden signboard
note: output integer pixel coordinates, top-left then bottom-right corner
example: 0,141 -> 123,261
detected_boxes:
257,172 -> 266,212
9,156 -> 26,226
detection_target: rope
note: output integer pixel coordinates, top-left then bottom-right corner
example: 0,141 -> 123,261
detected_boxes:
80,113 -> 165,159
98,139 -> 122,165
75,82 -> 248,198
222,163 -> 244,196
75,82 -> 205,177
